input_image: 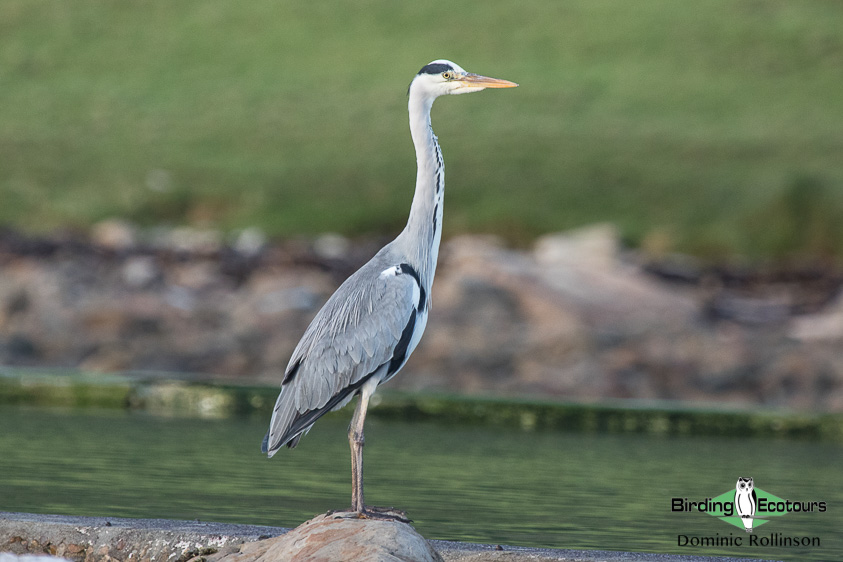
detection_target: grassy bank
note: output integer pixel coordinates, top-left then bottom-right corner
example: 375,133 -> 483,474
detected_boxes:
2,0 -> 842,258
2,368 -> 841,441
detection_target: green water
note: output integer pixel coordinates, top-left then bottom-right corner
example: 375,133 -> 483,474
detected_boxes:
1,405 -> 840,561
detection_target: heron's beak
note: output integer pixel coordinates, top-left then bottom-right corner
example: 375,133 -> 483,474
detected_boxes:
459,73 -> 519,89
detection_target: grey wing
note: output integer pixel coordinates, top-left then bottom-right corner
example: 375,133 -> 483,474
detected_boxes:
262,262 -> 418,456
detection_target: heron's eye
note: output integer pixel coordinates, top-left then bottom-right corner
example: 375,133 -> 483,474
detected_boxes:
442,71 -> 453,80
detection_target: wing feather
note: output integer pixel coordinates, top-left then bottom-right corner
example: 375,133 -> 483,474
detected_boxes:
263,258 -> 418,455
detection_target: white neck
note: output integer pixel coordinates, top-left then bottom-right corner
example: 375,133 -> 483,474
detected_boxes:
394,89 -> 445,294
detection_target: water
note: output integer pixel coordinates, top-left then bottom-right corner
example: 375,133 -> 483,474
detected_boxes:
1,405 -> 841,561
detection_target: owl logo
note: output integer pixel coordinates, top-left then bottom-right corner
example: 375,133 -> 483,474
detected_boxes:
734,477 -> 757,532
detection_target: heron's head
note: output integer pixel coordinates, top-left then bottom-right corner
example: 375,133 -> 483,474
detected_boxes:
409,60 -> 517,99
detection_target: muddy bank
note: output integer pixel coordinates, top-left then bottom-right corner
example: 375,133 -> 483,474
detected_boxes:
0,223 -> 841,410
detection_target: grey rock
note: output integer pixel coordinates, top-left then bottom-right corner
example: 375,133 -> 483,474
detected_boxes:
534,223 -> 620,271
90,219 -> 137,251
1,226 -> 842,409
233,228 -> 267,257
167,228 -> 223,254
790,293 -> 843,341
122,257 -> 160,288
313,233 -> 351,260
214,512 -> 442,562
0,555 -> 70,562
0,512 -> 775,562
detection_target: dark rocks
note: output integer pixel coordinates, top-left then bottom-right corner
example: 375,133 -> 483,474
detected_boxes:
1,223 -> 842,410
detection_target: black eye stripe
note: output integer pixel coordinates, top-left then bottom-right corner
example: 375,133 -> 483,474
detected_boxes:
418,63 -> 454,76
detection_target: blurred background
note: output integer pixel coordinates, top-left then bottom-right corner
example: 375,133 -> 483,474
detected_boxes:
2,0 -> 841,407
2,0 -> 841,253
1,1 -> 842,558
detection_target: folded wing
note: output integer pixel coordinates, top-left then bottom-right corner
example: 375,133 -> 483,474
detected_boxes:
262,260 -> 420,456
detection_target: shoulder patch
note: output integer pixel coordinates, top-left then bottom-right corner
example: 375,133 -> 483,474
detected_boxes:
399,263 -> 427,310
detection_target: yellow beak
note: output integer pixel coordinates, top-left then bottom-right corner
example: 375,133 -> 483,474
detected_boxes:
459,73 -> 519,88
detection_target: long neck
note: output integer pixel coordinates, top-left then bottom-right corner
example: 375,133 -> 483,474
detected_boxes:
396,90 -> 444,292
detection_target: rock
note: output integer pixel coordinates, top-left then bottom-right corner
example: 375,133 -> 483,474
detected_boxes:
0,512 -> 268,562
122,256 -> 160,288
90,219 -> 137,251
0,555 -> 70,562
313,233 -> 350,260
2,225 -> 843,409
169,261 -> 220,290
233,228 -> 267,257
2,334 -> 41,362
534,223 -> 619,271
213,512 -> 442,562
532,226 -> 697,333
1,511 -> 758,562
789,293 -> 843,341
256,287 -> 319,314
165,227 -> 223,254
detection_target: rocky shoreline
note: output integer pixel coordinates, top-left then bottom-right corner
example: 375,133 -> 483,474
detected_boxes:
1,222 -> 841,410
0,511 -> 772,562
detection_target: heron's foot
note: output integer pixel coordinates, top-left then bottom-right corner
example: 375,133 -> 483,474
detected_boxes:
358,506 -> 412,523
328,506 -> 411,523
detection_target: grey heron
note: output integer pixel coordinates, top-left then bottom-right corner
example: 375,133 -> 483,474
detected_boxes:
262,60 -> 517,519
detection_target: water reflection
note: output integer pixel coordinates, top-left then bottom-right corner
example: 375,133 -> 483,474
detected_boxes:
0,406 -> 840,560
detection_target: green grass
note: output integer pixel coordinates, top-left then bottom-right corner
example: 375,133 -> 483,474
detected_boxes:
2,0 -> 843,258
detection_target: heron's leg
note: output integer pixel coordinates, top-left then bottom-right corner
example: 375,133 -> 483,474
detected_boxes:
348,390 -> 370,513
342,383 -> 411,523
